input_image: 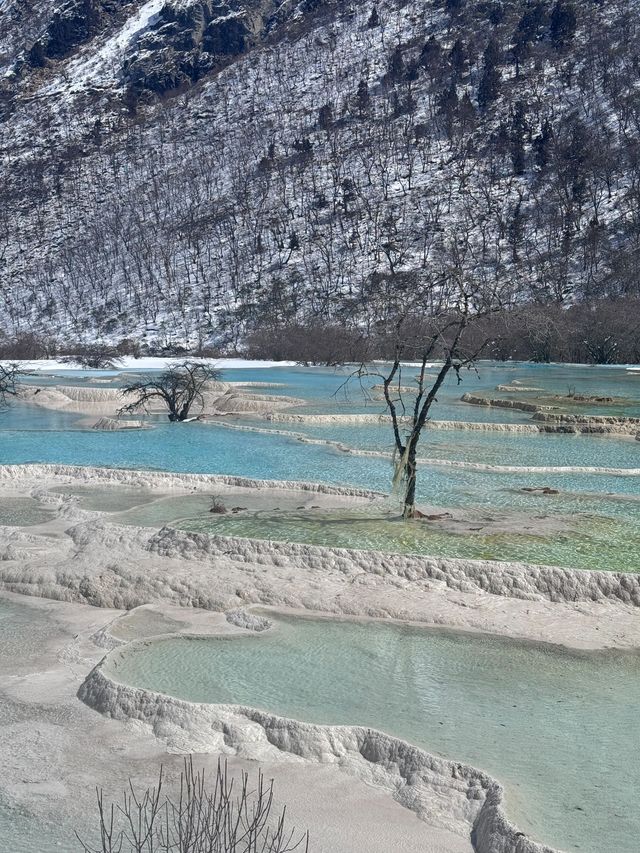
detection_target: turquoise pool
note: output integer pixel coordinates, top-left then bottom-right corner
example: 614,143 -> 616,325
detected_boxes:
2,363 -> 638,570
104,613 -> 640,853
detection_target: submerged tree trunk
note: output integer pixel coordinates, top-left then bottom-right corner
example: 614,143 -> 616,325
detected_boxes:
402,439 -> 418,519
120,361 -> 220,423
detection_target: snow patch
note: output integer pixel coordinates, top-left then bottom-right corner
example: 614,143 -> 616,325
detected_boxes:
60,0 -> 167,91
3,357 -> 298,372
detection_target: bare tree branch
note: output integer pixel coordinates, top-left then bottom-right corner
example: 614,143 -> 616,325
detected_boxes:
0,362 -> 26,409
77,757 -> 309,853
119,361 -> 221,422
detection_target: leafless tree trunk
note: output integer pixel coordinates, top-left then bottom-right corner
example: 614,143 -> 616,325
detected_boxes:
343,236 -> 510,519
119,360 -> 220,421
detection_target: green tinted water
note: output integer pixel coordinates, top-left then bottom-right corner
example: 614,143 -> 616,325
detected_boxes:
49,484 -> 158,513
3,362 -> 639,571
176,508 -> 640,572
105,614 -> 640,853
0,797 -> 66,853
112,495 -> 640,572
0,497 -> 56,526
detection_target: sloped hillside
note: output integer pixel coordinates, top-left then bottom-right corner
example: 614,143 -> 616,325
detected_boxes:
1,0 -> 639,351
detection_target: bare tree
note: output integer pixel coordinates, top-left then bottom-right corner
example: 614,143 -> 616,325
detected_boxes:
61,343 -> 124,370
344,238 -> 511,519
119,360 -> 221,421
0,363 -> 25,408
77,757 -> 309,853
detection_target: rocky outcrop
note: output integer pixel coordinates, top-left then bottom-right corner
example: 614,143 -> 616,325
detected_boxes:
209,390 -> 305,414
29,0 -> 128,64
91,417 -> 148,430
225,608 -> 271,631
124,0 -> 283,96
533,412 -> 640,436
22,384 -> 126,416
57,385 -> 125,402
533,412 -> 640,425
495,384 -> 543,392
569,394 -> 615,403
24,0 -> 331,97
460,394 -> 555,414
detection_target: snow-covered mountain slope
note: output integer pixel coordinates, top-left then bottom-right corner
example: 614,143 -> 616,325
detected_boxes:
1,0 -> 639,349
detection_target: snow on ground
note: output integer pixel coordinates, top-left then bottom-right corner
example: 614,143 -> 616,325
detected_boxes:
48,0 -> 166,93
2,357 -> 298,371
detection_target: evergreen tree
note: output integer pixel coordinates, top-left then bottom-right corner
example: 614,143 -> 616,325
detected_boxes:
437,80 -> 459,136
286,231 -> 300,260
388,45 -> 405,81
446,0 -> 465,16
318,103 -> 333,132
533,118 -> 554,169
449,39 -> 467,77
478,37 -> 502,110
478,65 -> 501,109
517,2 -> 547,43
341,178 -> 357,214
511,34 -> 528,78
550,1 -> 577,49
420,35 -> 442,71
483,36 -> 502,69
29,40 -> 47,67
510,101 -> 528,174
356,79 -> 370,117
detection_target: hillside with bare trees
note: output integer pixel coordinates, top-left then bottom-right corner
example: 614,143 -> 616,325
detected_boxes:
1,0 -> 639,359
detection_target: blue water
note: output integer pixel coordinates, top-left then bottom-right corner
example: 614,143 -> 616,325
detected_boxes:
258,418 -> 640,469
105,613 -> 640,853
2,363 -> 638,569
3,416 -> 638,499
3,364 -> 639,476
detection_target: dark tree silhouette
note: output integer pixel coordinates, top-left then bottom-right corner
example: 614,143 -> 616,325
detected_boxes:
119,360 -> 221,421
550,1 -> 577,49
355,79 -> 370,116
0,363 -> 24,407
62,343 -> 123,369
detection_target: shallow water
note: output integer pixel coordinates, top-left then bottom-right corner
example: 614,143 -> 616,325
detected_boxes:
105,474 -> 640,571
105,614 -> 640,853
49,484 -> 159,513
2,363 -> 639,570
0,797 -> 66,853
281,419 -> 640,469
174,507 -> 640,572
0,496 -> 57,526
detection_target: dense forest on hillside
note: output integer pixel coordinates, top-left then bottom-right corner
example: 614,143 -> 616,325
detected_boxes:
1,0 -> 639,361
